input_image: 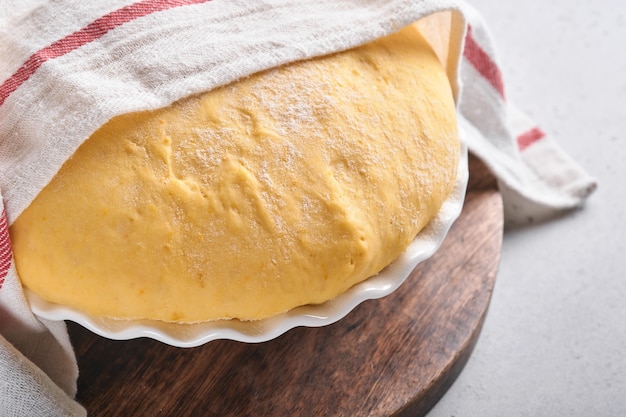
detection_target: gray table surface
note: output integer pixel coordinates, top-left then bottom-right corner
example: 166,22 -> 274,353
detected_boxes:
427,1 -> 626,416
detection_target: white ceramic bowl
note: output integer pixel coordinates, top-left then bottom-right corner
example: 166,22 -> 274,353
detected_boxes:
28,142 -> 468,347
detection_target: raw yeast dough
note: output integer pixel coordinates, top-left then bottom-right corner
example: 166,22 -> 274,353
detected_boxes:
10,25 -> 460,322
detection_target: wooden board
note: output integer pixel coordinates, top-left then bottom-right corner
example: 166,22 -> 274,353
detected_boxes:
68,154 -> 503,416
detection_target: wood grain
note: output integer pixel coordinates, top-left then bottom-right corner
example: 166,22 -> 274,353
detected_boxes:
68,154 -> 503,417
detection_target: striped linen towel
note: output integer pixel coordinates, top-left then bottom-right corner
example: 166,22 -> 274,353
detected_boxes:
0,1 -> 595,415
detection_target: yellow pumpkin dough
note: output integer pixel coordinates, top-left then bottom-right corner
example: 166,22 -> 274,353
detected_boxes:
10,24 -> 459,322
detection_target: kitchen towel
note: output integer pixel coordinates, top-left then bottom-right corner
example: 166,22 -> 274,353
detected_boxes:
0,0 -> 596,415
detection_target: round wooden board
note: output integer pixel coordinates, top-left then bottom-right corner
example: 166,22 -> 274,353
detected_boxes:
68,154 -> 503,417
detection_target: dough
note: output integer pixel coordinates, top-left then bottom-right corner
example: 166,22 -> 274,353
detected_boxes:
10,24 -> 459,322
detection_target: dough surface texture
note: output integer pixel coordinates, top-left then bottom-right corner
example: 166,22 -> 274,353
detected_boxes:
11,25 -> 459,322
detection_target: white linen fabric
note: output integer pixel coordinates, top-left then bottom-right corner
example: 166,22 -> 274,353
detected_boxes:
0,0 -> 595,415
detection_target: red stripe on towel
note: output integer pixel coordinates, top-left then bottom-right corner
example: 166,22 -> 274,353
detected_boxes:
517,127 -> 546,151
463,25 -> 506,99
0,209 -> 11,290
0,0 -> 210,107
